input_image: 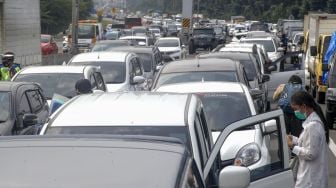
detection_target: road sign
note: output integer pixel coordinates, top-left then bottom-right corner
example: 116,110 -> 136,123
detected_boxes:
182,18 -> 191,28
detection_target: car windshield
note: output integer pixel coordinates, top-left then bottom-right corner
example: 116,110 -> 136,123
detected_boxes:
242,40 -> 275,52
45,126 -> 191,149
197,93 -> 251,131
91,41 -> 129,52
214,28 -> 223,35
137,53 -> 153,72
78,25 -> 95,39
293,34 -> 303,44
168,25 -> 177,30
132,28 -> 146,34
40,35 -> 50,43
156,39 -> 179,47
14,73 -> 84,99
240,60 -> 258,80
71,61 -> 126,84
156,71 -> 238,88
121,38 -> 146,46
150,29 -> 160,34
105,32 -> 119,40
0,92 -> 10,122
193,29 -> 213,35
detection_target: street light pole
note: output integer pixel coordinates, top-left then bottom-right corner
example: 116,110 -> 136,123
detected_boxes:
71,0 -> 79,54
197,0 -> 200,25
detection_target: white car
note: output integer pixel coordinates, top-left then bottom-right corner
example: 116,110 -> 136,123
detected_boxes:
149,28 -> 162,39
11,65 -> 107,104
119,35 -> 154,46
155,37 -> 186,60
67,51 -> 147,92
155,82 -> 272,170
40,92 -> 295,188
240,37 -> 284,61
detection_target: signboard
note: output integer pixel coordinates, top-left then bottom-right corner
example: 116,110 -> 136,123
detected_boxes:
182,0 -> 193,18
182,18 -> 191,28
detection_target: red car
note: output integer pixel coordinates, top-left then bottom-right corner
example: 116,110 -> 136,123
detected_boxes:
41,34 -> 58,55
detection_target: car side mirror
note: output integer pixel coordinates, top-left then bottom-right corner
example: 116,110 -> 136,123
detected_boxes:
261,120 -> 277,134
219,166 -> 250,188
250,89 -> 263,100
322,63 -> 329,72
22,114 -> 38,128
132,75 -> 145,85
310,46 -> 317,56
262,74 -> 270,83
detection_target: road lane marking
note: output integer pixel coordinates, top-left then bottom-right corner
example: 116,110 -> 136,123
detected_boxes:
329,137 -> 336,157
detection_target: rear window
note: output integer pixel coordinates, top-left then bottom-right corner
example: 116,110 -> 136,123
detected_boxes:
14,73 -> 84,99
197,93 -> 251,131
242,40 -> 275,52
156,71 -> 238,88
45,126 -> 191,149
70,61 -> 126,84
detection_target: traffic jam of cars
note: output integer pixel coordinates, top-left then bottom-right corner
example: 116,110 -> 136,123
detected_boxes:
2,3 -> 336,187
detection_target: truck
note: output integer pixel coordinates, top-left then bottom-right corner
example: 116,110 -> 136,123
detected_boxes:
303,13 -> 336,103
124,17 -> 142,29
77,20 -> 103,52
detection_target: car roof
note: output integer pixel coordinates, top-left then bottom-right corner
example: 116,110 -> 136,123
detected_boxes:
50,92 -> 193,127
120,36 -> 148,40
17,65 -> 90,74
241,37 -> 274,41
155,82 -> 245,93
161,58 -> 239,74
199,52 -> 252,61
158,37 -> 179,41
110,46 -> 154,53
70,51 -> 130,62
0,135 -> 187,188
95,40 -> 129,44
0,81 -> 37,92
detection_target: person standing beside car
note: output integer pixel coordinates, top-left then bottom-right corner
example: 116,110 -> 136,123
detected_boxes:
0,52 -> 21,81
287,91 -> 329,188
273,75 -> 305,137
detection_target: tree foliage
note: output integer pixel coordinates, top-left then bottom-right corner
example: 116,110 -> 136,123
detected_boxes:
41,0 -> 94,35
127,0 -> 331,22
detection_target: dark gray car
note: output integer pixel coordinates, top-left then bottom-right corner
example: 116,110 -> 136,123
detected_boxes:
0,135 -> 204,188
0,82 -> 49,135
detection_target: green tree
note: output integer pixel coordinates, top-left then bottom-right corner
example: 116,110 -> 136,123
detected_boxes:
327,0 -> 336,13
40,0 -> 93,35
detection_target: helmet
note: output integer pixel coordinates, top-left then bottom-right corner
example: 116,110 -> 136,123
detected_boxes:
2,52 -> 15,63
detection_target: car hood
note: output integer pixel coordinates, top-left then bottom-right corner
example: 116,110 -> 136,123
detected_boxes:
106,83 -> 128,92
212,129 -> 256,160
158,47 -> 180,52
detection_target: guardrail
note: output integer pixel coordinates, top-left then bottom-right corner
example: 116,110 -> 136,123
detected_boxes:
16,53 -> 74,67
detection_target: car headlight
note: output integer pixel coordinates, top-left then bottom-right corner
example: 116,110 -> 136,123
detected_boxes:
234,143 -> 261,167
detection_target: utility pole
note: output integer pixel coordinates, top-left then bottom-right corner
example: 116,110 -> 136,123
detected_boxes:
197,0 -> 200,24
71,0 -> 79,54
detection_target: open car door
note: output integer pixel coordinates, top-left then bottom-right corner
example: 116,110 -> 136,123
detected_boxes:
204,110 -> 295,188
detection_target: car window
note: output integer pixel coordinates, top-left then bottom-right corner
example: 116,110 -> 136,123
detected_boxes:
194,115 -> 208,168
0,92 -> 11,122
132,58 -> 143,76
183,161 -> 204,188
90,74 -> 97,89
240,60 -> 258,80
69,61 -> 126,84
137,53 -> 153,72
26,90 -> 44,113
197,93 -> 251,131
223,117 -> 284,182
156,71 -> 238,88
45,125 -> 192,149
94,72 -> 106,91
18,93 -> 31,114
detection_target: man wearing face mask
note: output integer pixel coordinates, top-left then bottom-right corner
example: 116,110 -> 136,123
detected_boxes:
287,91 -> 329,188
0,52 -> 21,81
